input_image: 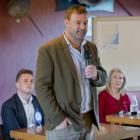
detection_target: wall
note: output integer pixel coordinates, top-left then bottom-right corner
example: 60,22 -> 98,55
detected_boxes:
0,0 -> 140,123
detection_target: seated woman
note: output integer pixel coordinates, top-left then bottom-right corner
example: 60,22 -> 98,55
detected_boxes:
98,68 -> 130,123
1,69 -> 45,140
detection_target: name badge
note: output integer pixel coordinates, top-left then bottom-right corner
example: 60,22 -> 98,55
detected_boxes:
34,109 -> 42,125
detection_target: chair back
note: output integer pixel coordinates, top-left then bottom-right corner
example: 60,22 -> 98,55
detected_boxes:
0,124 -> 3,140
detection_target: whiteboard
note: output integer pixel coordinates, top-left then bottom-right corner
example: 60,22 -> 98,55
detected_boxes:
93,16 -> 140,90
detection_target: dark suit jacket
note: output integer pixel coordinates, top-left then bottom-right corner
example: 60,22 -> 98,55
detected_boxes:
35,35 -> 107,130
1,93 -> 44,140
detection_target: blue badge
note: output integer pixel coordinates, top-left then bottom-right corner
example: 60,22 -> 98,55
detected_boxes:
34,109 -> 42,126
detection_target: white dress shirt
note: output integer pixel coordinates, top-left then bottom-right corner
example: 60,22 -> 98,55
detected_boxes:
18,94 -> 35,128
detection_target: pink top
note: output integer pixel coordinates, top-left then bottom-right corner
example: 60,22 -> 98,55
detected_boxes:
98,90 -> 130,123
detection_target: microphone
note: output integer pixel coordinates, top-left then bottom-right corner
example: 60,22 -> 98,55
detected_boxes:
84,46 -> 93,85
84,46 -> 91,66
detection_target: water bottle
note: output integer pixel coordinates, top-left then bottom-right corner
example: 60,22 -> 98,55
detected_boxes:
130,95 -> 138,115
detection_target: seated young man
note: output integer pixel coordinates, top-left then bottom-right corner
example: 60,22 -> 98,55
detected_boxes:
1,69 -> 45,140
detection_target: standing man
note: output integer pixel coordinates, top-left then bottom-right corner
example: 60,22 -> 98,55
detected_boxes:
1,69 -> 44,140
35,5 -> 107,140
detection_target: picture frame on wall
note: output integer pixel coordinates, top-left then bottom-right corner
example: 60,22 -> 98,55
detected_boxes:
93,16 -> 140,88
55,0 -> 114,12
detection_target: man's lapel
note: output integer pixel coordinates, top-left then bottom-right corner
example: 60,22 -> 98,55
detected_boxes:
59,36 -> 79,81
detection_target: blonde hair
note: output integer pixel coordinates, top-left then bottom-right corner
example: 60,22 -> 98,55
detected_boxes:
106,68 -> 126,93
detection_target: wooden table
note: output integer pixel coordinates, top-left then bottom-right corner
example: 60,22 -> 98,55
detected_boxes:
10,126 -> 46,140
106,113 -> 140,126
10,124 -> 140,140
94,124 -> 140,140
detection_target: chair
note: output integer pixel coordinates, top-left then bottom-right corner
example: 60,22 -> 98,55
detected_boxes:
0,124 -> 3,140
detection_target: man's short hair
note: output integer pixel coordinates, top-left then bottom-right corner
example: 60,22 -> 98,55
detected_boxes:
64,5 -> 88,20
16,69 -> 33,82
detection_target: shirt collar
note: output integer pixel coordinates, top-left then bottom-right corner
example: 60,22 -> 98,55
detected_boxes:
18,93 -> 33,104
63,32 -> 87,49
63,32 -> 70,46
